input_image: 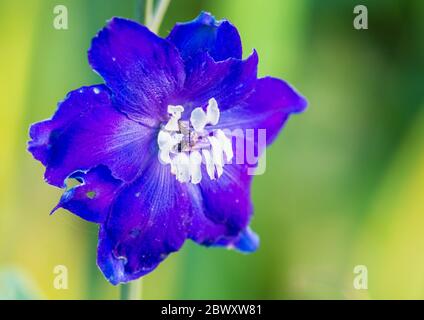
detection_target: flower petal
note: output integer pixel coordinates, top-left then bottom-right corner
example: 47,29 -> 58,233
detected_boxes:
185,183 -> 228,243
88,17 -> 186,125
97,160 -> 190,285
186,78 -> 306,249
28,86 -> 101,167
167,11 -> 242,62
28,85 -> 154,188
181,51 -> 258,113
214,227 -> 260,253
51,166 -> 122,223
215,77 -> 307,145
187,163 -> 253,246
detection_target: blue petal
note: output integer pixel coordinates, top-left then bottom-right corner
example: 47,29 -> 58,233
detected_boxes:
97,160 -> 190,285
187,164 -> 254,248
185,184 -> 232,245
214,77 -> 308,146
28,85 -> 154,188
167,11 -> 242,62
184,75 -> 305,249
179,51 -> 258,115
51,166 -> 122,224
215,227 -> 260,253
98,160 -> 257,284
88,17 -> 186,125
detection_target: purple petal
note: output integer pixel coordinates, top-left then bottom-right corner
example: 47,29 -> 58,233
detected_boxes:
179,51 -> 258,114
215,77 -> 307,145
167,12 -> 242,62
185,183 -> 229,245
186,78 -> 306,252
28,85 -> 98,167
214,227 -> 260,253
185,73 -> 306,247
51,166 -> 122,223
28,85 -> 155,188
97,160 -> 190,285
188,164 -> 253,247
88,17 -> 185,125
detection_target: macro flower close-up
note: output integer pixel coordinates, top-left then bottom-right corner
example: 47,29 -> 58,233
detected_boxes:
2,0 -> 424,306
27,12 -> 306,285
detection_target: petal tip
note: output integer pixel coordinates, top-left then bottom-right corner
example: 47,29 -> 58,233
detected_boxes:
196,11 -> 216,25
233,227 -> 260,254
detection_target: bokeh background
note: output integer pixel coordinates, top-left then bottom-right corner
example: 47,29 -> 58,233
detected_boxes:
0,0 -> 423,299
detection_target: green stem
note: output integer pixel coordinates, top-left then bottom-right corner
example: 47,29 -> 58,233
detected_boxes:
120,279 -> 142,300
145,0 -> 154,26
149,0 -> 171,34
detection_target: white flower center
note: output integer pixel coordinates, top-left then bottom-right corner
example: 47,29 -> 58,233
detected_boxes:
157,98 -> 233,184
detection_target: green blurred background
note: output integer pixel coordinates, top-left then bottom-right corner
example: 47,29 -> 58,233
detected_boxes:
0,0 -> 423,299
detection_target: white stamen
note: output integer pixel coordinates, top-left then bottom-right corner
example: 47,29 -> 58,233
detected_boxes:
216,163 -> 224,179
190,107 -> 208,132
157,98 -> 230,184
173,153 -> 190,183
168,105 -> 184,115
215,129 -> 233,162
164,105 -> 184,131
189,151 -> 202,184
190,98 -> 220,132
157,131 -> 182,164
206,98 -> 220,125
208,136 -> 223,168
202,149 -> 215,180
209,136 -> 224,178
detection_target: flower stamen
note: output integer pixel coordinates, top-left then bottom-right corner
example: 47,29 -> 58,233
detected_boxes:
157,98 -> 232,184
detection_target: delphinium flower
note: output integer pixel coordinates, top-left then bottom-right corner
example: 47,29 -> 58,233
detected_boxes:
28,12 -> 307,285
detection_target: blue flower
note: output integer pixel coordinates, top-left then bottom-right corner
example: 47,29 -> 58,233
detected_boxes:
28,12 -> 307,285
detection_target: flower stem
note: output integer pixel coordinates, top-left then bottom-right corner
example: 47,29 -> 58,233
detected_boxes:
149,0 -> 171,34
145,0 -> 154,26
120,279 -> 142,300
